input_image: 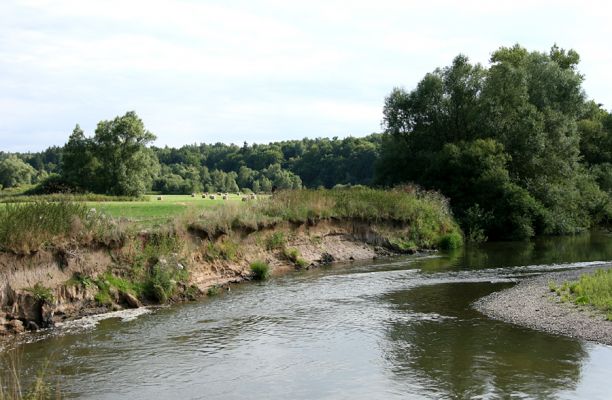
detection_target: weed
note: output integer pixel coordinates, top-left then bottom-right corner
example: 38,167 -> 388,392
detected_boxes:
250,260 -> 270,280
25,283 -> 54,304
438,232 -> 463,250
265,232 -> 286,250
207,286 -> 221,296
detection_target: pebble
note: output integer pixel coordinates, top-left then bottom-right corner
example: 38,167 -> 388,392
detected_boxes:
474,265 -> 612,346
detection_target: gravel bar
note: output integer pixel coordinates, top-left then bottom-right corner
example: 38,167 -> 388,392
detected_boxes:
474,264 -> 612,346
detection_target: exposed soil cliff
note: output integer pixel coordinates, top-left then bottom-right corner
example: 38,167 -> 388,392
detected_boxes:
0,218 -> 417,337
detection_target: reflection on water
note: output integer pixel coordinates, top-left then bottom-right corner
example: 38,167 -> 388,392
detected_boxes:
2,231 -> 612,399
382,283 -> 587,399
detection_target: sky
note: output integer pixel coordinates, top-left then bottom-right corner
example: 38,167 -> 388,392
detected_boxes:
1,0 -> 611,152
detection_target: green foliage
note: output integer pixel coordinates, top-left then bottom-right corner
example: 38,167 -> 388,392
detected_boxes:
281,247 -> 307,268
202,239 -> 240,262
388,238 -> 418,253
282,247 -> 301,263
265,232 -> 286,250
250,260 -> 270,280
0,156 -> 36,189
552,269 -> 612,318
188,188 -> 461,250
207,286 -> 221,296
60,112 -> 160,196
438,232 -> 463,250
143,263 -> 177,303
25,283 -> 55,304
379,44 -> 611,240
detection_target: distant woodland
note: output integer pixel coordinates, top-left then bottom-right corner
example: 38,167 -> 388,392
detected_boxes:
2,44 -> 611,240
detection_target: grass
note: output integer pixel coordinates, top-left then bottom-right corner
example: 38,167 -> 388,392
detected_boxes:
91,194 -> 245,228
0,201 -> 124,254
189,188 -> 462,249
250,260 -> 270,280
549,268 -> 612,320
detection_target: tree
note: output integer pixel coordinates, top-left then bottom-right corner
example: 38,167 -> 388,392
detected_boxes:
378,44 -> 608,239
0,156 -> 36,188
61,124 -> 99,191
93,112 -> 160,196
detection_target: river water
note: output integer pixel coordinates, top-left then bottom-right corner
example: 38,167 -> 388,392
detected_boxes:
3,232 -> 612,399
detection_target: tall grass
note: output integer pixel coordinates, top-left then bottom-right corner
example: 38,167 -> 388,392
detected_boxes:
188,188 -> 461,249
0,351 -> 60,400
551,268 -> 612,320
0,201 -> 124,254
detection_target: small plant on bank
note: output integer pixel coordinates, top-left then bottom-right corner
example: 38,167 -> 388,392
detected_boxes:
207,285 -> 221,296
250,260 -> 270,281
25,283 -> 55,304
281,247 -> 308,269
438,231 -> 463,250
265,232 -> 286,250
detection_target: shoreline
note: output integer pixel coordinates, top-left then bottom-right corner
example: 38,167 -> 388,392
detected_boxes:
474,265 -> 612,346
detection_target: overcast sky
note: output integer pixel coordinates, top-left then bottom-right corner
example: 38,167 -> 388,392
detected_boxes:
1,0 -> 611,152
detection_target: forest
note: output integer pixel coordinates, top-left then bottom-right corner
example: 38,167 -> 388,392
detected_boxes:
1,44 -> 611,241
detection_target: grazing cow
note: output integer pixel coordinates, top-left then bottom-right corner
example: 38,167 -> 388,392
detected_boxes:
157,196 -> 163,200
209,195 -> 215,199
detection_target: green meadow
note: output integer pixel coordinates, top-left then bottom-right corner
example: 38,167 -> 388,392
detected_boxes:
90,194 -> 245,227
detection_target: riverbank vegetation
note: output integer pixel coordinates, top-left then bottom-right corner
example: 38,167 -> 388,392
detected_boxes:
0,188 -> 461,331
549,269 -> 612,320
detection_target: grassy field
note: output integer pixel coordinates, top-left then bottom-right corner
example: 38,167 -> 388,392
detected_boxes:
90,194 -> 246,227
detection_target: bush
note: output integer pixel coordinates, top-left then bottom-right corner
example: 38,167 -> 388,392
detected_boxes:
142,262 -> 188,303
250,260 -> 270,280
438,231 -> 463,250
265,232 -> 286,250
25,283 -> 55,304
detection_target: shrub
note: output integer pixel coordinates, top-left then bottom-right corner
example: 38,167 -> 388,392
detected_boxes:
25,283 -> 55,304
207,286 -> 221,296
250,260 -> 270,280
438,231 -> 463,250
266,232 -> 286,250
142,262 -> 188,303
283,247 -> 300,263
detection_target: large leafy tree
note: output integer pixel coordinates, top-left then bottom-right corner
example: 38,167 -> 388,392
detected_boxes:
379,44 -> 609,239
60,112 -> 159,196
93,111 -> 160,196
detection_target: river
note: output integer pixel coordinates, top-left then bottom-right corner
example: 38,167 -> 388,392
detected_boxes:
3,232 -> 612,399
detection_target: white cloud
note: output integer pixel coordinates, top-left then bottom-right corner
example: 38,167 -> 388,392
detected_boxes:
1,0 -> 612,151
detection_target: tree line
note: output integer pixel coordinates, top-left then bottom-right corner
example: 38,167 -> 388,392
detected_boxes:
0,114 -> 380,195
1,44 -> 610,240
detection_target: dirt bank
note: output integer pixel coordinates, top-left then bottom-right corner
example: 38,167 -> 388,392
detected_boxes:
474,265 -> 612,346
0,218 -> 416,337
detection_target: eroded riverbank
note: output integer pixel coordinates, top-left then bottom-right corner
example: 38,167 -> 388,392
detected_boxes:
474,264 -> 612,345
